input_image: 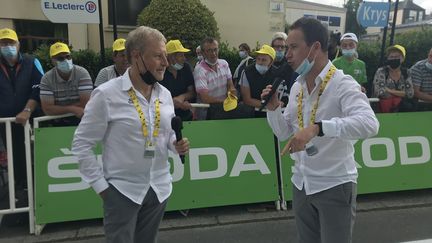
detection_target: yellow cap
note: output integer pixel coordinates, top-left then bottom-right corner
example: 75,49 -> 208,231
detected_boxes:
223,91 -> 238,111
387,44 -> 406,59
166,40 -> 190,54
112,38 -> 126,52
50,42 -> 70,58
254,44 -> 276,60
0,28 -> 18,42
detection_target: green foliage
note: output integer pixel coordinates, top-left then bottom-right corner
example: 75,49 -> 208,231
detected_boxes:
344,0 -> 366,36
358,27 -> 432,84
137,0 -> 220,50
218,41 -> 241,74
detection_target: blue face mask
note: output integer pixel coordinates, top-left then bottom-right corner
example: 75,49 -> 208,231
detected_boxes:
239,51 -> 247,59
275,50 -> 285,61
295,44 -> 317,77
255,64 -> 269,75
425,61 -> 432,70
1,45 -> 18,59
172,63 -> 184,70
342,48 -> 356,58
56,59 -> 73,73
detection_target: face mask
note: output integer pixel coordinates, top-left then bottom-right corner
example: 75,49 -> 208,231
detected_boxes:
197,55 -> 203,61
295,43 -> 317,77
425,61 -> 432,70
386,59 -> 401,69
1,45 -> 17,59
139,55 -> 158,85
205,58 -> 218,66
255,64 -> 269,75
275,50 -> 285,61
342,48 -> 356,58
172,63 -> 183,70
56,59 -> 73,73
239,51 -> 247,59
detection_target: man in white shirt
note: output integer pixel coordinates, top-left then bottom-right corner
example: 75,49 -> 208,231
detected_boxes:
72,26 -> 189,243
262,17 -> 379,243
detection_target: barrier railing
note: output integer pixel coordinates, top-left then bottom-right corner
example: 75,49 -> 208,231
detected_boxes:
0,117 -> 34,234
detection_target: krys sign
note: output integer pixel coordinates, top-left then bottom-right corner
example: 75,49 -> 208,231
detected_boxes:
356,1 -> 390,27
41,0 -> 99,24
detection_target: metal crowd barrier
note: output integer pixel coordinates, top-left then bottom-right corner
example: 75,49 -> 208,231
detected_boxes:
0,117 -> 34,234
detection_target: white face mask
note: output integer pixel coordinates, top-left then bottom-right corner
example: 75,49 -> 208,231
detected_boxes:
171,63 -> 183,70
205,58 -> 217,66
425,61 -> 432,70
239,51 -> 247,59
255,64 -> 269,74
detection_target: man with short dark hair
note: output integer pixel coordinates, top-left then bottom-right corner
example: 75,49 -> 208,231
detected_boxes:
94,38 -> 129,87
73,26 -> 189,243
193,37 -> 236,119
262,17 -> 379,243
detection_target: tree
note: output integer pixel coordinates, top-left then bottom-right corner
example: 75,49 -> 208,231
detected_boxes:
344,0 -> 366,36
137,0 -> 220,50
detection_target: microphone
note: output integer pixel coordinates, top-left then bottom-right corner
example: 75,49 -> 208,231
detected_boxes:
259,77 -> 283,111
171,116 -> 185,164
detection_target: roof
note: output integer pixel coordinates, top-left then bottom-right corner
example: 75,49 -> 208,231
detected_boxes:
391,0 -> 425,12
286,0 -> 346,12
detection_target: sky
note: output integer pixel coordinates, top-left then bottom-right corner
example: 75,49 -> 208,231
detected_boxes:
302,0 -> 432,14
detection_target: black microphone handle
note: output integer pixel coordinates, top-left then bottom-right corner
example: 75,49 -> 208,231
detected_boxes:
174,129 -> 185,164
259,77 -> 283,111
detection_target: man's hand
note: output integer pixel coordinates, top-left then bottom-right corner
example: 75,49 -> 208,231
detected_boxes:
174,138 -> 189,155
260,85 -> 280,111
281,124 -> 319,155
71,106 -> 85,118
15,111 -> 31,125
99,188 -> 109,200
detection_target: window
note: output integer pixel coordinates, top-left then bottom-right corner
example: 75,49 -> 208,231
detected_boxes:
14,20 -> 68,53
329,17 -> 341,27
108,0 -> 151,26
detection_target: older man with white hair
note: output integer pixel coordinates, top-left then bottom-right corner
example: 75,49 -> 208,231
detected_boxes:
72,26 -> 190,243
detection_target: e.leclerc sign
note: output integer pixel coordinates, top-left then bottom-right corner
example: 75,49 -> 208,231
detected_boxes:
356,1 -> 390,27
41,0 -> 99,24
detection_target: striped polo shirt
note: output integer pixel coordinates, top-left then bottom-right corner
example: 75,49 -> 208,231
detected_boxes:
410,59 -> 432,94
40,65 -> 93,105
193,59 -> 232,102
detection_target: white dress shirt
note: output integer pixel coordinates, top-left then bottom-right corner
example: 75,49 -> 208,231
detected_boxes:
72,69 -> 177,204
267,61 -> 379,195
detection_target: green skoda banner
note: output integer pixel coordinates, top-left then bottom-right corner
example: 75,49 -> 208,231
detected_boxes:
34,118 -> 279,225
280,112 -> 432,201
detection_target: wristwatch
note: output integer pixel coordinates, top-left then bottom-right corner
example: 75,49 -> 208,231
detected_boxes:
23,108 -> 32,113
314,122 -> 324,137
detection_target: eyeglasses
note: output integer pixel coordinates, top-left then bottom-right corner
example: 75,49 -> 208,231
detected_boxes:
204,48 -> 219,54
55,55 -> 72,62
273,45 -> 287,50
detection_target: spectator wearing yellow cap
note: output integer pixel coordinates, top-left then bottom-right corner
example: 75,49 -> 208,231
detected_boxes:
94,38 -> 129,87
39,42 -> 93,123
410,47 -> 432,111
372,44 -> 414,112
0,28 -> 44,194
240,44 -> 276,117
332,33 -> 367,93
159,40 -> 196,121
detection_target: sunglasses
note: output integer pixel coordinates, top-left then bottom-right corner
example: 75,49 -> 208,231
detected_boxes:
55,55 -> 72,62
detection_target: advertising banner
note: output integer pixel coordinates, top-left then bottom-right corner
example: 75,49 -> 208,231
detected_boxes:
41,0 -> 99,24
34,119 -> 279,224
281,112 -> 432,201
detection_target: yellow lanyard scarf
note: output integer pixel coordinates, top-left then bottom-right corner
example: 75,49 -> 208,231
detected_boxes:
127,88 -> 160,139
297,65 -> 336,129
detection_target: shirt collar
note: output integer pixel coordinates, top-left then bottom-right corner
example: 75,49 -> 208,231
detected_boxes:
121,67 -> 162,93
